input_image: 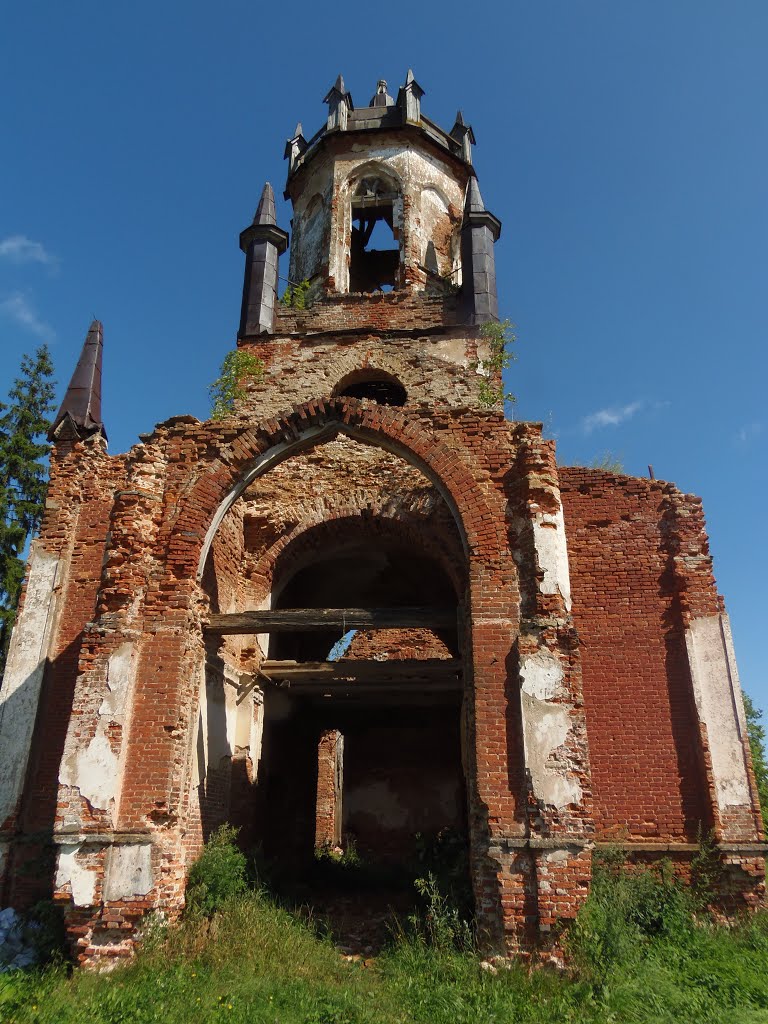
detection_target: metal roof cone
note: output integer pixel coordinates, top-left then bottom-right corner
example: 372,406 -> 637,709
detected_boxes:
49,319 -> 106,441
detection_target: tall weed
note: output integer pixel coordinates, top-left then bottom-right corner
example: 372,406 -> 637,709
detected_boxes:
184,824 -> 248,917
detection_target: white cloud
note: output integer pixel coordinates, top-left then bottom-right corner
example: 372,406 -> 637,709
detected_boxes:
582,400 -> 643,433
0,293 -> 55,339
0,234 -> 56,266
736,422 -> 763,444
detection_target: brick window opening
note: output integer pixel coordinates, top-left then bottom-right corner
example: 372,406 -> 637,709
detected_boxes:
334,369 -> 407,407
350,177 -> 400,293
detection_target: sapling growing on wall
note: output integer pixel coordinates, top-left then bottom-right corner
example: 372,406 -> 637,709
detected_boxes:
743,693 -> 768,829
280,279 -> 312,310
209,349 -> 264,420
476,318 -> 516,409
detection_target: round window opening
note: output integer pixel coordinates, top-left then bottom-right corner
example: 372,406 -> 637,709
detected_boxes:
334,370 -> 407,407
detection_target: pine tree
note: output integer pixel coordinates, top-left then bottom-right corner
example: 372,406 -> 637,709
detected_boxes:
0,345 -> 56,674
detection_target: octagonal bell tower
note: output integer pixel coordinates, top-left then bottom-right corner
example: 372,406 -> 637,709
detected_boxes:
238,70 -> 501,349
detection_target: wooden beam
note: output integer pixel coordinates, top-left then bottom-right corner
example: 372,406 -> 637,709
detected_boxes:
257,658 -> 461,684
205,607 -> 457,635
278,682 -> 461,698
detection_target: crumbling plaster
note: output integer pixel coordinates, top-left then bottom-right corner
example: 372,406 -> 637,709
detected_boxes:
520,652 -> 583,812
531,506 -> 572,611
685,614 -> 753,820
103,843 -> 153,902
59,640 -> 138,819
238,332 -> 492,423
55,841 -> 155,907
55,844 -> 97,907
0,545 -> 59,829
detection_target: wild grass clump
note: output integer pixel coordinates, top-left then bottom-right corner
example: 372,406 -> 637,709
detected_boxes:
3,832 -> 768,1024
567,849 -> 768,1022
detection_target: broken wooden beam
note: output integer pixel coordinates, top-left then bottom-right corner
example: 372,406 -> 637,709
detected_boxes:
205,607 -> 457,635
257,658 -> 461,684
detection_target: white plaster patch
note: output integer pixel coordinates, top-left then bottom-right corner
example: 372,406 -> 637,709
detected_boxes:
103,843 -> 153,901
249,695 -> 265,780
531,506 -> 572,611
100,642 -> 136,717
686,614 -> 752,813
432,336 -> 472,368
544,848 -> 570,864
55,844 -> 96,906
59,641 -> 137,816
520,653 -> 582,811
520,653 -> 564,701
60,732 -> 119,811
0,547 -> 59,827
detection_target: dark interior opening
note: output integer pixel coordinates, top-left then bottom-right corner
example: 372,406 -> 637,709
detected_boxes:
338,372 -> 407,407
223,531 -> 470,951
349,178 -> 400,293
269,542 -> 458,662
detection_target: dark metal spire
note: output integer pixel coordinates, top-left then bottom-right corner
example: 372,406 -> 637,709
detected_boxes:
49,320 -> 106,442
238,183 -> 289,338
460,177 -> 502,326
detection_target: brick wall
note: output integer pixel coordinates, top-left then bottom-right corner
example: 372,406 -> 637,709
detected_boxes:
559,468 -> 712,840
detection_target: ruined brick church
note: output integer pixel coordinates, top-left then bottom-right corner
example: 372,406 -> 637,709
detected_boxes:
0,73 -> 764,965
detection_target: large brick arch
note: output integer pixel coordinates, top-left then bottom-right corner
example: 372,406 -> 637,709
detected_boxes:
165,396 -> 511,588
114,397 -> 521,949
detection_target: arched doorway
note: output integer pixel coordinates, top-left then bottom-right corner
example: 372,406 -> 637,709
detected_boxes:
194,429 -> 473,945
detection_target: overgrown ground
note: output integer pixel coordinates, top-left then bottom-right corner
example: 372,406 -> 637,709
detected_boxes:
3,841 -> 768,1024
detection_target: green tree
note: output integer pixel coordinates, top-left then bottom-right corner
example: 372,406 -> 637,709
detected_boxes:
743,693 -> 768,830
0,346 -> 56,674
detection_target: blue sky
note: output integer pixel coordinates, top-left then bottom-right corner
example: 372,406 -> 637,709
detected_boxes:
1,2 -> 766,711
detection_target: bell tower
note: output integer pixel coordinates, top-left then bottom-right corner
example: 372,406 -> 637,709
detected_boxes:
282,71 -> 500,303
235,71 -> 504,419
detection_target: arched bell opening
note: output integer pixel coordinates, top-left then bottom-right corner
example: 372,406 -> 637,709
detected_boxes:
349,175 -> 401,293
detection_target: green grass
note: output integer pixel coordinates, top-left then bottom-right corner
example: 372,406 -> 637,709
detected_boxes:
3,858 -> 768,1024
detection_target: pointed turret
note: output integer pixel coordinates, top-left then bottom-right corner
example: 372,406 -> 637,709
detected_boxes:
460,177 -> 502,325
450,111 -> 476,164
49,320 -> 106,442
284,122 -> 307,176
397,69 -> 424,124
323,74 -> 353,132
238,182 -> 290,338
